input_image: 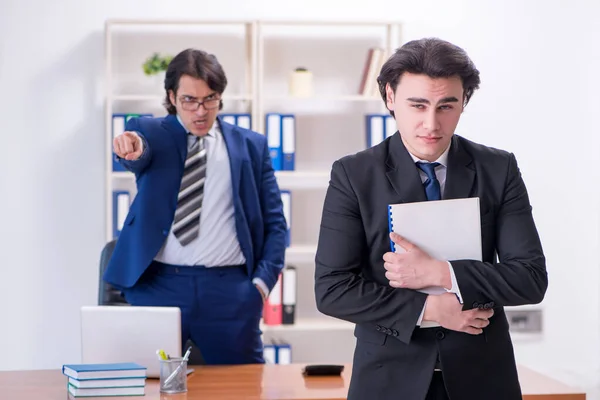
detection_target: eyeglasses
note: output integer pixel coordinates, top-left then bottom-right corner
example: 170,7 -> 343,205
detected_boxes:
179,96 -> 221,111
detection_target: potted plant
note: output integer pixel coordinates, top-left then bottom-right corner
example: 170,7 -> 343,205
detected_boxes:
142,53 -> 173,90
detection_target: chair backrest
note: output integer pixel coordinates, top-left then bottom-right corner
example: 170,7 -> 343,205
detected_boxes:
98,240 -> 128,306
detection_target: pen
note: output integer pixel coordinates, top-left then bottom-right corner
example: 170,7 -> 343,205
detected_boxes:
163,346 -> 192,387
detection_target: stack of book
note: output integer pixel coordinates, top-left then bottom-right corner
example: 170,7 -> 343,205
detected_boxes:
62,362 -> 147,397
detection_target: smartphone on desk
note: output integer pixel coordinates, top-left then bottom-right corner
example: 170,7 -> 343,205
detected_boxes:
302,364 -> 344,377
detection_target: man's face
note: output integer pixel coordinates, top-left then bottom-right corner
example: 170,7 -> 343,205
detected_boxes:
386,72 -> 465,161
169,74 -> 220,137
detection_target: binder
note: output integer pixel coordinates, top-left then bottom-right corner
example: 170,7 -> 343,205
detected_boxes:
263,273 -> 282,325
263,343 -> 277,364
281,114 -> 296,170
385,114 -> 397,138
275,342 -> 292,364
282,266 -> 297,325
112,113 -> 152,171
112,190 -> 130,239
365,114 -> 385,148
280,190 -> 291,247
265,113 -> 283,171
236,113 -> 251,129
221,114 -> 236,125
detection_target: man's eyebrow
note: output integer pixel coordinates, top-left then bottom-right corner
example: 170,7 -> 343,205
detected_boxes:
405,96 -> 459,105
406,97 -> 430,104
179,92 -> 218,100
437,96 -> 459,104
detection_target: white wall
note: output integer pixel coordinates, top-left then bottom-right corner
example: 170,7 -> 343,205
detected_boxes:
2,0 -> 599,396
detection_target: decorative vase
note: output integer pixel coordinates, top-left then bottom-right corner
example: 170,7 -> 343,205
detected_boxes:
289,67 -> 313,97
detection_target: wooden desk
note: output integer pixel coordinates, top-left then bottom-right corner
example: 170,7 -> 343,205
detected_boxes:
1,363 -> 585,400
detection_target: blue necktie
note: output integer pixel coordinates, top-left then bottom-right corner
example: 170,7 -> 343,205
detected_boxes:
416,162 -> 441,201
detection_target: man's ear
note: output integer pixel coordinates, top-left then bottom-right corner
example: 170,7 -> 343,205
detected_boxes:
385,83 -> 395,111
169,90 -> 176,107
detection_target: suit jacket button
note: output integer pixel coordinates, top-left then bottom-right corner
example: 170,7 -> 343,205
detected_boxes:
478,304 -> 485,310
435,331 -> 445,340
376,325 -> 382,331
489,301 -> 495,307
472,302 -> 479,309
392,330 -> 399,337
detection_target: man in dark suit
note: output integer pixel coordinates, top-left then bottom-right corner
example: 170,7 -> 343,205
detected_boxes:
314,38 -> 548,399
104,48 -> 287,365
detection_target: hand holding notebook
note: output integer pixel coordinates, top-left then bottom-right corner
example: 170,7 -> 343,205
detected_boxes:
386,197 -> 482,294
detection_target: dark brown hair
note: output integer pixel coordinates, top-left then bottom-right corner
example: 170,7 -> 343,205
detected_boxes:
377,38 -> 481,116
163,48 -> 227,115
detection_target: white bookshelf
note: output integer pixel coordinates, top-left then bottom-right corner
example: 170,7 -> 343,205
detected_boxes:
104,18 -> 402,364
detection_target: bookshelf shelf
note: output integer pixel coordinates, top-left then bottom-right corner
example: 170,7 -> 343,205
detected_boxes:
285,245 -> 317,264
113,94 -> 253,102
274,170 -> 330,189
262,317 -> 354,332
263,95 -> 381,102
113,170 -> 331,189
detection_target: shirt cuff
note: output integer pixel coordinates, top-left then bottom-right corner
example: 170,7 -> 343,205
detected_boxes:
252,277 -> 269,299
445,261 -> 463,304
416,299 -> 426,326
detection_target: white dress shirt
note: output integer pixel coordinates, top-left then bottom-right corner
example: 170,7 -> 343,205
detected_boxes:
138,117 -> 268,295
406,144 -> 464,327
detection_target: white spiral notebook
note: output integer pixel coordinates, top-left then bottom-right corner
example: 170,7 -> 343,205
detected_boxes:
387,197 -> 482,295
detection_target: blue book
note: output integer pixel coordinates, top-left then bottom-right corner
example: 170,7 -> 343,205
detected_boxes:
62,363 -> 146,380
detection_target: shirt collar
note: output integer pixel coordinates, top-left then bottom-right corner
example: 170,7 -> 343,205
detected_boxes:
407,141 -> 450,167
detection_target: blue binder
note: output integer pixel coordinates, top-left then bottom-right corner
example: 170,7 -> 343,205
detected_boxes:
265,113 -> 283,171
281,114 -> 296,170
365,114 -> 386,148
219,113 -> 252,129
385,114 -> 397,138
281,190 -> 291,247
275,342 -> 292,364
112,190 -> 130,239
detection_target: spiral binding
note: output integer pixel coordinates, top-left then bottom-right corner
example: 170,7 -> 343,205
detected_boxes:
387,205 -> 395,252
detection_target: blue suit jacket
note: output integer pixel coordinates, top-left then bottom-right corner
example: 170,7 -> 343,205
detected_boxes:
103,114 -> 287,291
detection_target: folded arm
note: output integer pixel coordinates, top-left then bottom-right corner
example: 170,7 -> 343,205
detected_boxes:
451,153 -> 548,309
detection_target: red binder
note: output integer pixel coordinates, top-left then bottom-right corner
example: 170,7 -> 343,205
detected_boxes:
263,273 -> 282,325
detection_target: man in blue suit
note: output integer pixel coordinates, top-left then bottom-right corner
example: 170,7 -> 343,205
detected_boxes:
104,48 -> 287,365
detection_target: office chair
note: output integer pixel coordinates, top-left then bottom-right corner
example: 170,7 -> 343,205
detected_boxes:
98,239 -> 128,306
97,239 -> 204,364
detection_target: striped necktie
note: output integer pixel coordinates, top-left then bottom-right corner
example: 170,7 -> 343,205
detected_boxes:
173,136 -> 207,246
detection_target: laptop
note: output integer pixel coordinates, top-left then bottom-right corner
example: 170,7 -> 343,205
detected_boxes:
80,306 -> 182,378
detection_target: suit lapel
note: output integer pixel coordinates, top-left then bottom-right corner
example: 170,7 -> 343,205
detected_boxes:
385,134 -> 427,203
218,117 -> 242,198
443,135 -> 476,199
161,114 -> 188,165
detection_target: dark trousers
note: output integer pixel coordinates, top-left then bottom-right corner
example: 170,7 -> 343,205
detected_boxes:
123,261 -> 264,365
426,372 -> 449,400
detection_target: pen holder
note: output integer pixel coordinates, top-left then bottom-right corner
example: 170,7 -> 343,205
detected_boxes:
159,357 -> 188,394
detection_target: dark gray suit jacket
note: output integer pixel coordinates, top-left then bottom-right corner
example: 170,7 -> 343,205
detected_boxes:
314,133 -> 548,400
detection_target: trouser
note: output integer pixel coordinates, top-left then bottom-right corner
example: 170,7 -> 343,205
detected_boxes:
123,260 -> 264,365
